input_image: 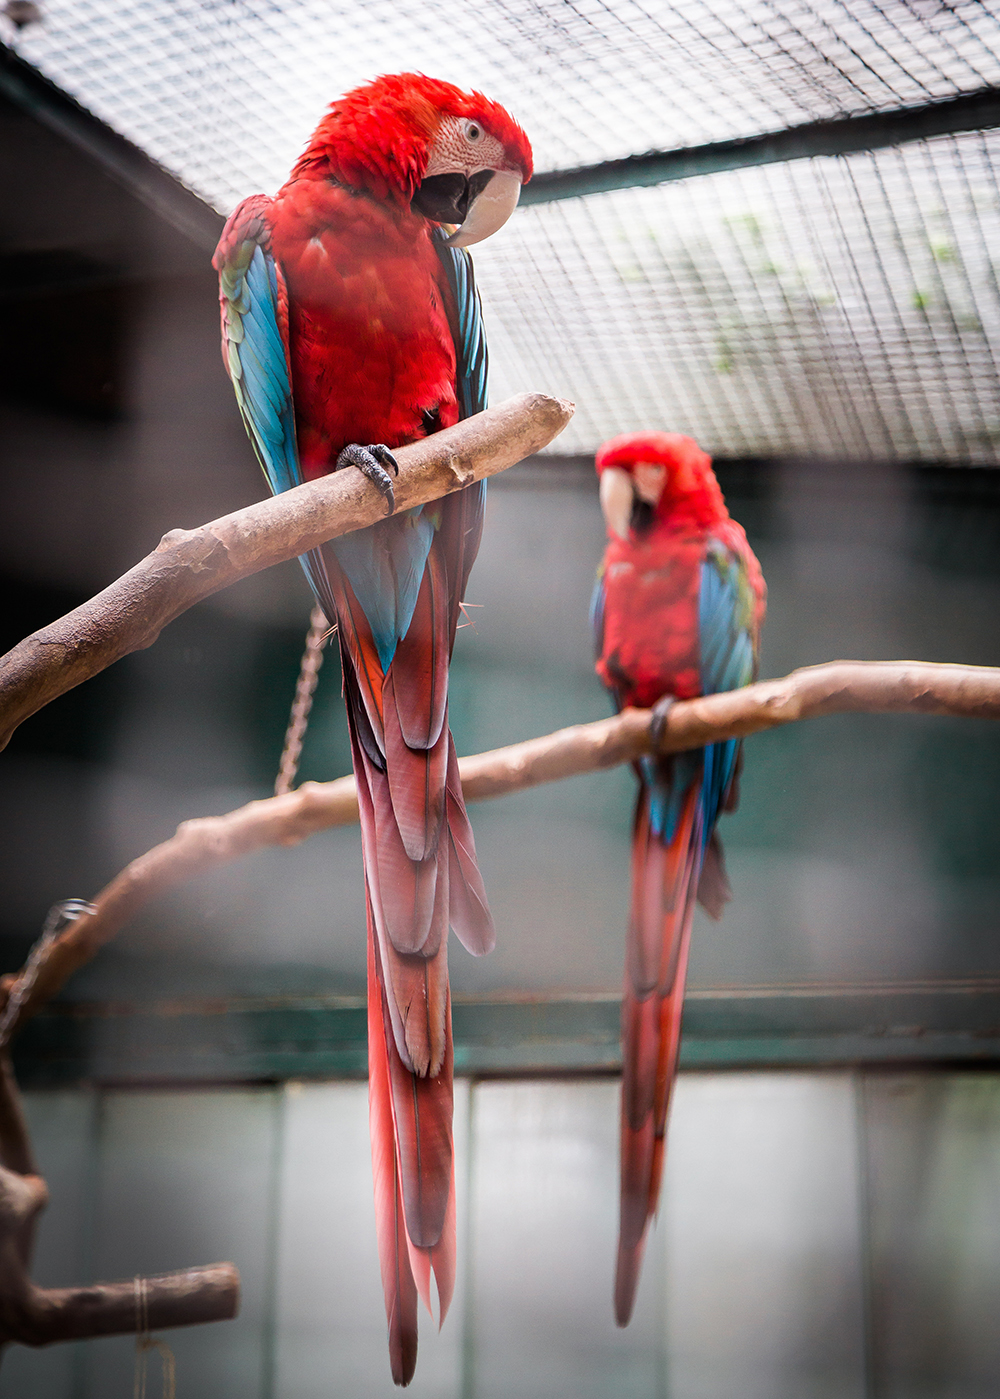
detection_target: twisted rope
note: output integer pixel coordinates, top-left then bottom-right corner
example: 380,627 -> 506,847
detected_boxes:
134,1274 -> 176,1399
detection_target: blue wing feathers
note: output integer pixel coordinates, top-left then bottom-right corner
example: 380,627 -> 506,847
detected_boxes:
241,249 -> 300,493
226,245 -> 299,496
221,239 -> 336,618
696,546 -> 754,839
590,572 -> 606,668
334,515 -> 437,673
644,542 -> 755,855
434,233 -> 489,419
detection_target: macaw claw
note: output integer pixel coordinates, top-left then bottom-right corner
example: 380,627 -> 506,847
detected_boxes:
336,443 -> 400,515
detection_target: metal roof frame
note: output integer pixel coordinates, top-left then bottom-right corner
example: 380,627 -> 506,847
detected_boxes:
523,85 -> 1000,205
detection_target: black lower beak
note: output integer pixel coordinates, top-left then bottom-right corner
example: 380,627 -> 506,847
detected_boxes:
412,170 -> 496,224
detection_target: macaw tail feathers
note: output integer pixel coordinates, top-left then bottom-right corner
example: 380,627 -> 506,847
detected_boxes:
615,781 -> 701,1327
367,902 -> 458,1386
367,913 -> 419,1386
339,516 -> 491,1383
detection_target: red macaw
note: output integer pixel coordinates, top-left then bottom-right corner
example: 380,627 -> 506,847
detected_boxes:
592,432 -> 766,1325
213,74 -> 532,1385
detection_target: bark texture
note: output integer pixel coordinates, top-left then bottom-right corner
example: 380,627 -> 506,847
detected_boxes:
3,659 -> 997,1041
0,393 -> 574,751
0,657 -> 993,1347
0,1056 -> 239,1350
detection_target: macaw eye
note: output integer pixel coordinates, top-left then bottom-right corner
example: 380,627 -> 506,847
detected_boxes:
463,120 -> 483,142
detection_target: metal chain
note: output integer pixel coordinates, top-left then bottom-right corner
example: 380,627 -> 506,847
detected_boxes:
274,605 -> 332,796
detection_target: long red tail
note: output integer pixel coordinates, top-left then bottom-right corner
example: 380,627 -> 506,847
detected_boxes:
367,907 -> 456,1384
333,531 -> 492,1384
615,782 -> 701,1326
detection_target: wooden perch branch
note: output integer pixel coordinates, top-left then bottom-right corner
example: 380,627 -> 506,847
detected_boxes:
0,1260 -> 241,1347
2,658 -> 998,1042
0,393 -> 582,1358
0,1055 -> 239,1351
0,392 -> 574,752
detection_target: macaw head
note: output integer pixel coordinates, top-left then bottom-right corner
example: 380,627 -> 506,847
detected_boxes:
294,73 -> 532,247
595,431 -> 726,539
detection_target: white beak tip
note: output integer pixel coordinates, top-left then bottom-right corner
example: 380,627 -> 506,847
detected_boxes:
445,170 -> 523,249
599,467 -> 635,541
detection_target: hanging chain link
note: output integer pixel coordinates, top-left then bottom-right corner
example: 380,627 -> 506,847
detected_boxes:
274,605 -> 332,796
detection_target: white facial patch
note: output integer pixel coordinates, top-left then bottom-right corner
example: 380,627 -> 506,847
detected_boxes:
424,114 -> 511,179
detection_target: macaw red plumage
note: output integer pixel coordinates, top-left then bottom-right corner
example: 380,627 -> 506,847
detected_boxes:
592,432 -> 766,1325
213,74 -> 531,1385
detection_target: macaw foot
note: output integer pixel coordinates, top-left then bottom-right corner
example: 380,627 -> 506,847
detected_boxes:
335,443 -> 399,516
649,694 -> 675,752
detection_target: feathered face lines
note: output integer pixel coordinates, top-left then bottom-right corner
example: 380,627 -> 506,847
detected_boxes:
293,73 -> 532,249
424,114 -> 520,183
414,113 -> 526,248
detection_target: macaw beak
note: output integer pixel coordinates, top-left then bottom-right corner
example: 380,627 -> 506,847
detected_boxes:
445,169 -> 523,247
599,467 -> 635,541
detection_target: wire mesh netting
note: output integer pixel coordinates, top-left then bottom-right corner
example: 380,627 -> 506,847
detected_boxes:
478,130 -> 1000,460
5,0 -> 1000,461
8,0 -> 1000,205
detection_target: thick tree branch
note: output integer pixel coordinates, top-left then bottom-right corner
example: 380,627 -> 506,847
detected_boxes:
0,395 -> 579,1356
0,1257 -> 241,1347
2,659 -> 997,1042
0,1263 -> 241,1346
0,393 -> 574,752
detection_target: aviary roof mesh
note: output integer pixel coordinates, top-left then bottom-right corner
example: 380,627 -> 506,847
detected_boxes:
6,0 -> 1000,460
481,134 -> 1000,460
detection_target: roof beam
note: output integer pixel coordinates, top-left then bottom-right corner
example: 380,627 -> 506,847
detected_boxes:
17,980 -> 1000,1083
0,42 -> 222,250
521,86 -> 1000,205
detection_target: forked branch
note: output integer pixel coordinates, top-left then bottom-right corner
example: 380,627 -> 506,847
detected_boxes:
0,1053 -> 239,1351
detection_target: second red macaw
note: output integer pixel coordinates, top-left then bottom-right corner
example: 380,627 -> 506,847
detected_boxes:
592,432 -> 766,1325
213,74 -> 532,1385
